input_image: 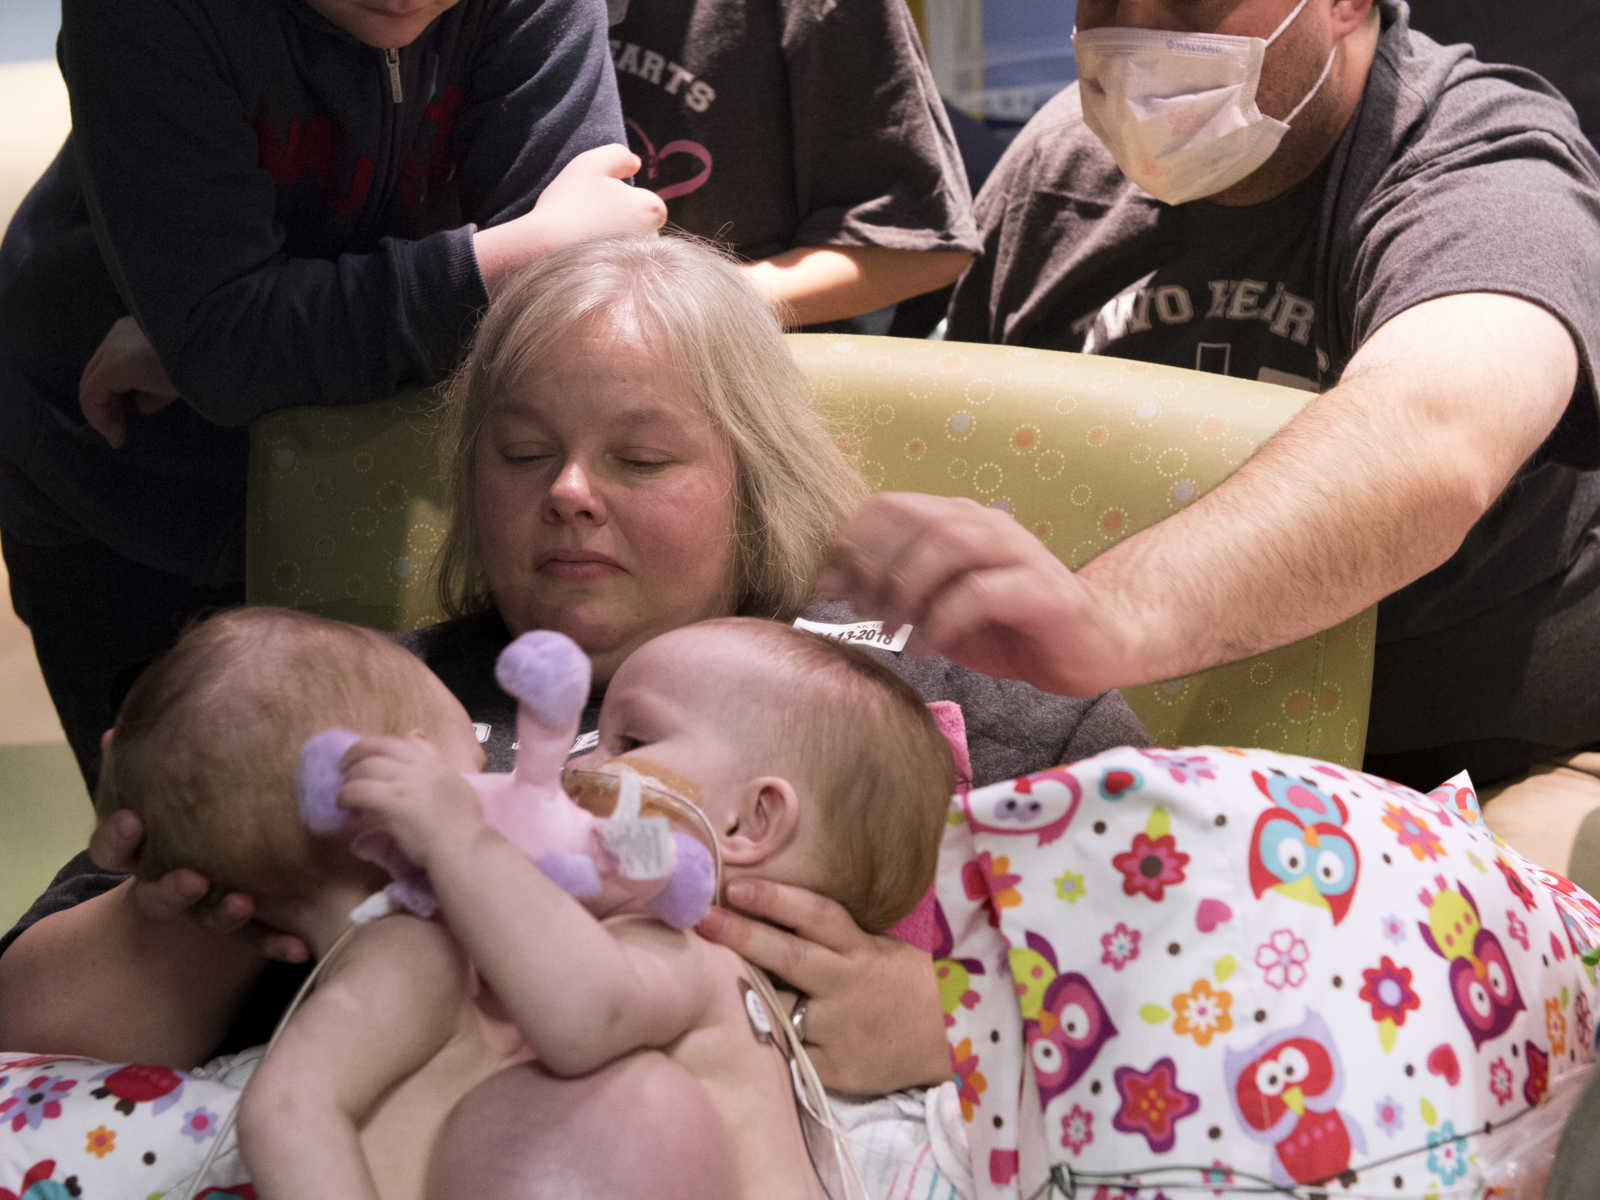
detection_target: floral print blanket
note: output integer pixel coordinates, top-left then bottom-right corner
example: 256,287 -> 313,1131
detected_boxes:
0,1048 -> 258,1198
7,746 -> 1598,1199
932,745 -> 1600,1198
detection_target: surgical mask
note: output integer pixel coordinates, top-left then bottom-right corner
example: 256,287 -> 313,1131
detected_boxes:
1072,0 -> 1336,205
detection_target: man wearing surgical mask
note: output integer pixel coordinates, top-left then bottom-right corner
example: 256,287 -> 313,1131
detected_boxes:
828,2 -> 1600,887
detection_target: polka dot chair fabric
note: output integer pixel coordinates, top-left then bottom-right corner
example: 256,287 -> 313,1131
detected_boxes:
246,334 -> 1375,766
248,387 -> 451,634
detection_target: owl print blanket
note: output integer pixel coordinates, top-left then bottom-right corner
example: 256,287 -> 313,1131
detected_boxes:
933,746 -> 1600,1199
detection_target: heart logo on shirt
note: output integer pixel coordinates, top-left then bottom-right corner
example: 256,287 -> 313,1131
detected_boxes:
625,120 -> 712,201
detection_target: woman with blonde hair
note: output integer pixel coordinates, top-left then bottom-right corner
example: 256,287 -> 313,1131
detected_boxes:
436,234 -> 866,649
2,234 -> 1147,1111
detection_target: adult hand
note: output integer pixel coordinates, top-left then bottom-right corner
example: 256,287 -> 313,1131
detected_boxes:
696,879 -> 950,1094
90,808 -> 309,963
79,316 -> 179,448
820,492 -> 1138,698
474,145 -> 667,294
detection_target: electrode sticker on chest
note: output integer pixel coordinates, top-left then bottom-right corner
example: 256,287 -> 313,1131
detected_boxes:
792,617 -> 913,653
738,978 -> 775,1044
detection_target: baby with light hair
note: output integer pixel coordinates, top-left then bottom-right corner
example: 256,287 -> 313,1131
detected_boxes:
98,606 -> 955,1198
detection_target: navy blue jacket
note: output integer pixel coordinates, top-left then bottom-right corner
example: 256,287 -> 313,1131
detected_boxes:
0,0 -> 623,583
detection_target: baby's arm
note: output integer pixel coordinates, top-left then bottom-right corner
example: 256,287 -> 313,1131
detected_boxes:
437,844 -> 717,1075
337,735 -> 716,1076
238,915 -> 466,1200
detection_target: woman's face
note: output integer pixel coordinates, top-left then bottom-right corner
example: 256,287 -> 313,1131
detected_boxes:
473,324 -> 740,685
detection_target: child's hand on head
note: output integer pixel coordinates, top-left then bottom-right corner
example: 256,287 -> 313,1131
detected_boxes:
474,145 -> 667,294
335,733 -> 484,868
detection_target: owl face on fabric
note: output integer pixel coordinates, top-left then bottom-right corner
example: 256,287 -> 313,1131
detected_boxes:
1247,769 -> 1361,924
963,768 -> 1081,847
1224,1009 -> 1364,1187
1418,876 -> 1527,1048
1027,970 -> 1118,1107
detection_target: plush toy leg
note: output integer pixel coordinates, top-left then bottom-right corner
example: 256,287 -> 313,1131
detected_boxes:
495,632 -> 592,788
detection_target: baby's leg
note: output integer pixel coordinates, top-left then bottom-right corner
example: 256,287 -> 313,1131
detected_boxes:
427,1051 -> 736,1199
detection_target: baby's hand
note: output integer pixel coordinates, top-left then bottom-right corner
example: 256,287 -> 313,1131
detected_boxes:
336,733 -> 483,868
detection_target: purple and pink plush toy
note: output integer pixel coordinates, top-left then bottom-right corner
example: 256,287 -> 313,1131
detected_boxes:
295,630 -> 717,929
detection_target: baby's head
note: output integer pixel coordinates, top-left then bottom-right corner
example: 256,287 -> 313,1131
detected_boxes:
96,606 -> 482,903
577,618 -> 956,933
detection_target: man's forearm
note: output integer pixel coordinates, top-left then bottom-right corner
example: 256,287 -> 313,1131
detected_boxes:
1075,293 -> 1577,691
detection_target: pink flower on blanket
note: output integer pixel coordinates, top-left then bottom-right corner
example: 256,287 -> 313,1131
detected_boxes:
1205,1161 -> 1236,1196
1380,801 -> 1443,862
1100,922 -> 1141,971
1060,1104 -> 1093,1155
1358,956 -> 1421,1026
1254,928 -> 1309,990
0,1073 -> 77,1132
1113,832 -> 1189,901
1489,1057 -> 1514,1106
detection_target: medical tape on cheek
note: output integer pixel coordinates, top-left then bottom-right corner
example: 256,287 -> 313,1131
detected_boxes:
601,763 -> 676,879
578,762 -> 725,898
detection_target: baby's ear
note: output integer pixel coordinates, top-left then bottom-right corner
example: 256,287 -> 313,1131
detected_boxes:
718,776 -> 800,866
